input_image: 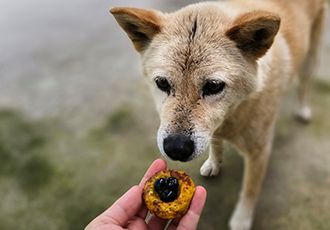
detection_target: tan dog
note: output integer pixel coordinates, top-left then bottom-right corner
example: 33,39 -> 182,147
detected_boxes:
110,0 -> 328,229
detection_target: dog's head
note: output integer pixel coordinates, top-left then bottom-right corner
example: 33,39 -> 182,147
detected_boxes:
110,3 -> 280,162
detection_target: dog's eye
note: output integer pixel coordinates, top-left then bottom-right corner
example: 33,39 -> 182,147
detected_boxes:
203,80 -> 226,96
155,78 -> 171,94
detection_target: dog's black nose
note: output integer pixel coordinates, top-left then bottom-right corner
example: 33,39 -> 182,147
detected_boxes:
163,134 -> 194,162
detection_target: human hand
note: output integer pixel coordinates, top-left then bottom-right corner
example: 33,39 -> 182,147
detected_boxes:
85,159 -> 207,230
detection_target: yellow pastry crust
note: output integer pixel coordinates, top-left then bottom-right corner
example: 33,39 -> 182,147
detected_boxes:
142,169 -> 195,219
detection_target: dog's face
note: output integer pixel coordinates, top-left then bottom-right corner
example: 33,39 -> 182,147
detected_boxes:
110,3 -> 280,162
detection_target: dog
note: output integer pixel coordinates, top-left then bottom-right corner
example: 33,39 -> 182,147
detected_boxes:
110,0 -> 328,229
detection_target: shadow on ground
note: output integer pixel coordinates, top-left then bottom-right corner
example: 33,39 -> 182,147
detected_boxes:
1,79 -> 330,230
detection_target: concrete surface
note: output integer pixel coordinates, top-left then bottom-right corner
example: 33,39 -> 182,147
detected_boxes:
0,1 -> 330,230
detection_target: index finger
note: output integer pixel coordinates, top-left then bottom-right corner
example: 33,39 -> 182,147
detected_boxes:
139,158 -> 167,187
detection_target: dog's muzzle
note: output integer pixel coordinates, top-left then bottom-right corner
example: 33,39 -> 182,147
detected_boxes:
163,134 -> 194,162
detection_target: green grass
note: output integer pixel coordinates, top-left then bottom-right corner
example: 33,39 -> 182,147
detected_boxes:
0,104 -> 161,230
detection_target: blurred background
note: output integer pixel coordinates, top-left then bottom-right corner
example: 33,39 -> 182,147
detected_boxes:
1,0 -> 330,229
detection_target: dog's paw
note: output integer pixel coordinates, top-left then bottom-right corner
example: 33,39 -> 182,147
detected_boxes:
200,158 -> 221,177
229,201 -> 253,230
229,217 -> 252,230
295,105 -> 312,124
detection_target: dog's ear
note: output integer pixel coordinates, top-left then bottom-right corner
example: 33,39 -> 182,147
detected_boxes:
110,7 -> 163,53
226,11 -> 280,59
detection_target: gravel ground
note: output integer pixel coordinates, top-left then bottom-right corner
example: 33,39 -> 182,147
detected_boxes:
0,1 -> 330,230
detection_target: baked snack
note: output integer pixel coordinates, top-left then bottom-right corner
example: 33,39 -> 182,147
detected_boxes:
142,169 -> 195,219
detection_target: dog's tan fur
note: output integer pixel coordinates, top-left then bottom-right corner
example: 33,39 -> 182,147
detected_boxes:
110,0 -> 328,229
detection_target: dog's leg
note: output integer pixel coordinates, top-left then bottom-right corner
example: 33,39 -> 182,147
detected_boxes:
229,140 -> 272,230
295,2 -> 328,123
200,137 -> 223,177
296,56 -> 314,123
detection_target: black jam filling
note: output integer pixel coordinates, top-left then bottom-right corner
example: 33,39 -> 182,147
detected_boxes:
154,177 -> 179,202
